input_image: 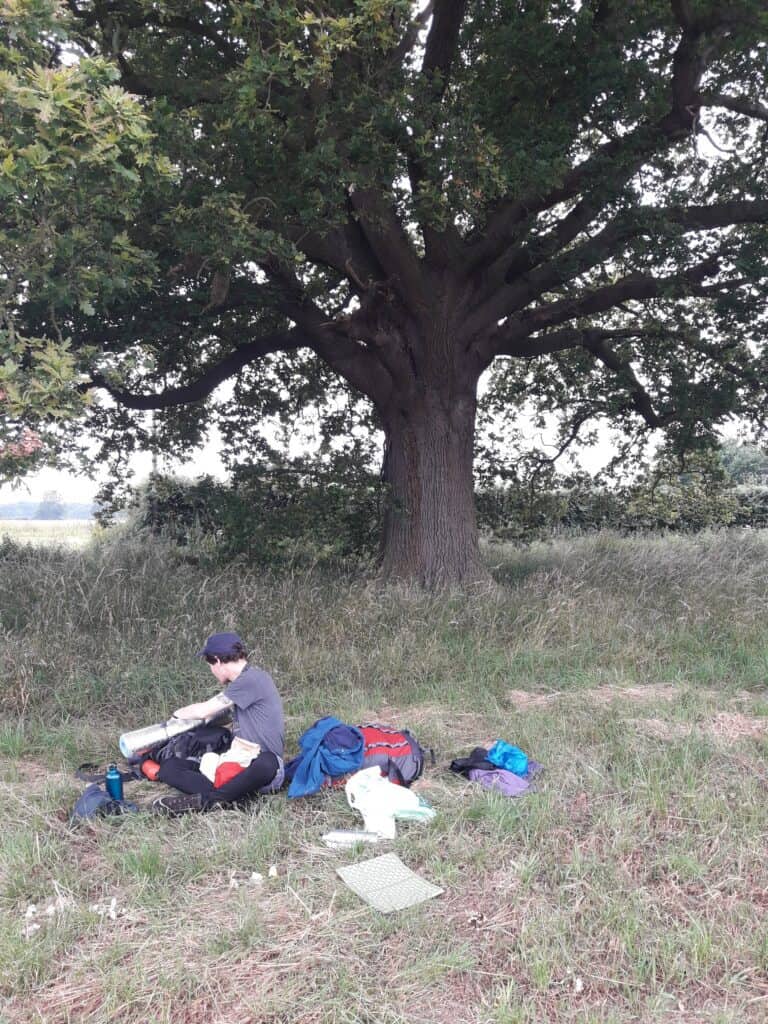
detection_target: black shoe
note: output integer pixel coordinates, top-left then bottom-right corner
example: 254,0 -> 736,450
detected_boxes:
152,792 -> 204,817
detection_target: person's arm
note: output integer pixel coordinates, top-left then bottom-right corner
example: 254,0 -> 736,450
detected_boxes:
173,691 -> 233,721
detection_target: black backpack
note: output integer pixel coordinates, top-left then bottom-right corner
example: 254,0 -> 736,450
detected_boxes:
153,724 -> 232,762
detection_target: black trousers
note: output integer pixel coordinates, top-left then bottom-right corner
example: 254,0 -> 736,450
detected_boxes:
157,750 -> 280,806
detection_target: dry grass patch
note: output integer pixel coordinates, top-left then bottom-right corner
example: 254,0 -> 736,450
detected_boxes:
508,684 -> 758,710
628,717 -> 694,741
707,711 -> 768,741
630,710 -> 768,743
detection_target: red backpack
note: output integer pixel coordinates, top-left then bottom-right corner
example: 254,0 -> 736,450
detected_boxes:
358,724 -> 431,786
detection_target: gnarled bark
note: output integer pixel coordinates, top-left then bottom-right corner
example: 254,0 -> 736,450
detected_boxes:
380,383 -> 487,588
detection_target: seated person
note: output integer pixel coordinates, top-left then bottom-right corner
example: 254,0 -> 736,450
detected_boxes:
153,631 -> 285,815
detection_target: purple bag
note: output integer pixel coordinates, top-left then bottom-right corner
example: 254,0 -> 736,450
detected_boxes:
468,768 -> 530,797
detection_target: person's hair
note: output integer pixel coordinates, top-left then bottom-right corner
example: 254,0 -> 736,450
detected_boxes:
205,642 -> 248,665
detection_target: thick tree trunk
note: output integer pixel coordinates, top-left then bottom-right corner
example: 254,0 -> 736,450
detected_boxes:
379,386 -> 488,588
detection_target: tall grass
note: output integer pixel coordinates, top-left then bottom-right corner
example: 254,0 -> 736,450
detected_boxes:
2,528 -> 767,739
1,528 -> 768,1022
0,519 -> 93,548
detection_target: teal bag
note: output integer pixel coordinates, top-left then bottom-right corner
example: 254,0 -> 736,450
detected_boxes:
487,740 -> 528,777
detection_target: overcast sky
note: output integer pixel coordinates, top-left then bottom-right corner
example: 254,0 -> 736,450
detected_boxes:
0,430 -> 228,504
0,416 -> 636,506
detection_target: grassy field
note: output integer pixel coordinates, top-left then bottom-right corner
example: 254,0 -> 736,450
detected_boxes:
0,519 -> 94,548
1,529 -> 767,1023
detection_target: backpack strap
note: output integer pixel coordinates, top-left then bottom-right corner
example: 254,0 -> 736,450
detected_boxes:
75,763 -> 142,784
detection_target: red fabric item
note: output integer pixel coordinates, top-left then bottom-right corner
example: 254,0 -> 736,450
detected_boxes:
141,759 -> 161,781
214,761 -> 246,788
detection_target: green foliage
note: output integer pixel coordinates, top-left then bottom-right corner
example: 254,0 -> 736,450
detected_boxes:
479,448 -> 763,540
0,0 -> 169,479
120,458 -> 768,562
121,462 -> 383,567
719,440 -> 768,485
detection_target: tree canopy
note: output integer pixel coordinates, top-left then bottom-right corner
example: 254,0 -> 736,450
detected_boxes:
3,0 -> 768,584
0,0 -> 172,473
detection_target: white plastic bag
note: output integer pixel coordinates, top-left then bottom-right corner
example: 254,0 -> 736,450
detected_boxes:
345,766 -> 436,838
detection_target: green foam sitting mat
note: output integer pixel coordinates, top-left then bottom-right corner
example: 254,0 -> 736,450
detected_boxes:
336,853 -> 444,913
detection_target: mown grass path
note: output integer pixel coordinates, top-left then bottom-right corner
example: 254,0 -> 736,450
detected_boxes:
1,530 -> 767,1023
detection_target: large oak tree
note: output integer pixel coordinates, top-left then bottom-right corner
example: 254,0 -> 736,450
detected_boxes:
6,1 -> 768,585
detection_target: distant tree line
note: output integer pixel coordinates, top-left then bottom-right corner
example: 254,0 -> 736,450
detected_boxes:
0,496 -> 94,521
107,442 -> 768,569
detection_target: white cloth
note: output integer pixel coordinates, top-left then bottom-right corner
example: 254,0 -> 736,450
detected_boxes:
199,737 -> 262,783
222,736 -> 261,767
199,751 -> 220,783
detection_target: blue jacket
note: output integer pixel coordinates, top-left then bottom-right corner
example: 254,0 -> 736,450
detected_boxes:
287,716 -> 364,798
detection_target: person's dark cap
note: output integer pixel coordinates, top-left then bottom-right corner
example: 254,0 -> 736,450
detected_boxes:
196,632 -> 244,659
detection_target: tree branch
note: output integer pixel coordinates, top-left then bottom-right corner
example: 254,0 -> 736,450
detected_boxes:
88,330 -> 310,409
276,218 -> 385,297
89,322 -> 394,415
389,1 -> 434,65
585,336 -> 672,427
518,258 -> 720,333
257,257 -> 397,408
469,7 -> 720,275
346,187 -> 425,314
495,326 -> 640,359
494,324 -> 672,427
310,329 -> 395,413
421,0 -> 467,86
478,257 -> 721,365
699,92 -> 768,123
115,56 -> 224,104
406,0 -> 467,266
72,2 -> 242,65
464,199 -> 768,337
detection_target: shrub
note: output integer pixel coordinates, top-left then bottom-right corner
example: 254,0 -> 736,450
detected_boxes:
121,463 -> 383,568
120,459 -> 768,564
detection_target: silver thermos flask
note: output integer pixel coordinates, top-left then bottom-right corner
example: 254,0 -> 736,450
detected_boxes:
119,710 -> 228,760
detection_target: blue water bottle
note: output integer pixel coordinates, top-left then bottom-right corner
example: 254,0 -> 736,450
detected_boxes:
105,764 -> 124,802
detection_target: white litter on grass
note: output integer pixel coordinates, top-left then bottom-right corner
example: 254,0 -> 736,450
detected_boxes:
268,864 -> 278,878
22,884 -> 75,938
228,869 -> 269,888
90,897 -> 120,920
322,830 -> 382,849
21,885 -> 139,938
88,896 -> 143,924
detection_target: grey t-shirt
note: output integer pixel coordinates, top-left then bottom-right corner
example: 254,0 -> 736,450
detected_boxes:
223,665 -> 285,758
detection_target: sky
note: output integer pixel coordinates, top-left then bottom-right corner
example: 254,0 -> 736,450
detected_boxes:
0,412 -> 633,506
0,428 -> 228,505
